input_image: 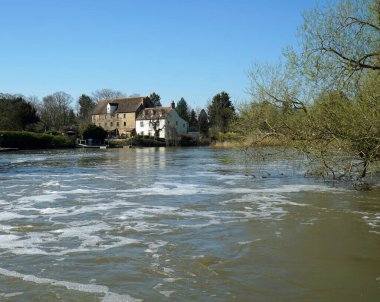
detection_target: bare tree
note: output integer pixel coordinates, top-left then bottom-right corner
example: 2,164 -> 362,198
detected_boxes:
39,91 -> 75,131
91,89 -> 127,103
149,117 -> 164,140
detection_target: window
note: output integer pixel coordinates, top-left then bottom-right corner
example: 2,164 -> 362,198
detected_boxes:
105,122 -> 107,126
140,121 -> 144,127
123,114 -> 126,118
117,114 -> 119,118
123,122 -> 126,126
111,122 -> 113,127
116,122 -> 119,127
140,131 -> 144,135
176,121 -> 178,126
183,124 -> 185,128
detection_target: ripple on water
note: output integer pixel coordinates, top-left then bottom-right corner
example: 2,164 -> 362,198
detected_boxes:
1,149 -> 379,301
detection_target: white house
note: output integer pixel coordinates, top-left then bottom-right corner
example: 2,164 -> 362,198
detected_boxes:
135,101 -> 188,139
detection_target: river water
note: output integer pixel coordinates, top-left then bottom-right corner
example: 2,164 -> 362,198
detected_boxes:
0,147 -> 379,301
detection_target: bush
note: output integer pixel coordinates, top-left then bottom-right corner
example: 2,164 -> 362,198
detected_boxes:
0,131 -> 74,149
82,124 -> 107,140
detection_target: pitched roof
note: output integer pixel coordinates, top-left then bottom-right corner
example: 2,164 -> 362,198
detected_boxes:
136,107 -> 172,120
92,96 -> 153,115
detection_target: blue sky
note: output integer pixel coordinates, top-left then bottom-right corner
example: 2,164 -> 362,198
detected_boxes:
0,0 -> 324,109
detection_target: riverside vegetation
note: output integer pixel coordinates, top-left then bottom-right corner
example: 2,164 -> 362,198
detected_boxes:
228,0 -> 380,189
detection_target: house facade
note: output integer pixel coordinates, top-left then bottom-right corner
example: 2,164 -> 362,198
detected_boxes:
136,101 -> 188,139
91,96 -> 154,137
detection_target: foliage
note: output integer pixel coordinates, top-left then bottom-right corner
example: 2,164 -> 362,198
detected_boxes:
149,92 -> 162,107
78,94 -> 96,125
0,96 -> 39,131
208,92 -> 235,133
241,0 -> 380,187
198,109 -> 209,136
176,97 -> 190,122
0,131 -> 73,149
288,0 -> 380,89
81,124 -> 107,140
189,109 -> 199,131
132,135 -> 166,147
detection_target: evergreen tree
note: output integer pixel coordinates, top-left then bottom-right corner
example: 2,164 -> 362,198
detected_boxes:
176,97 -> 190,122
198,109 -> 209,136
207,91 -> 235,133
149,92 -> 161,107
189,109 -> 198,131
78,94 -> 96,125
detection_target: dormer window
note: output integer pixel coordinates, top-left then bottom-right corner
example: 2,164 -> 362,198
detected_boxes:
107,103 -> 118,114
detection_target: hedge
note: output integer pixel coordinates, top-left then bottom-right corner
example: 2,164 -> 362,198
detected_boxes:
0,131 -> 74,149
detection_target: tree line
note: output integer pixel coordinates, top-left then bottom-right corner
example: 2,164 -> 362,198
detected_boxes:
0,89 -> 128,133
0,88 -> 237,140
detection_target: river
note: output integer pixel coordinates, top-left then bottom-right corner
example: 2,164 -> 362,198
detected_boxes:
0,147 -> 379,301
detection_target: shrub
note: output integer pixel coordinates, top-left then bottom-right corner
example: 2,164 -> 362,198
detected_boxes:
0,131 -> 74,149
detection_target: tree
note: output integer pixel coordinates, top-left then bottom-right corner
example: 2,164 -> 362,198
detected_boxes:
91,89 -> 126,103
207,92 -> 235,133
149,118 -> 164,140
288,0 -> 380,88
78,94 -> 96,125
242,0 -> 380,187
149,92 -> 161,107
198,109 -> 209,136
19,99 -> 40,130
189,109 -> 199,131
176,97 -> 190,122
82,124 -> 107,140
39,91 -> 75,132
0,95 -> 39,131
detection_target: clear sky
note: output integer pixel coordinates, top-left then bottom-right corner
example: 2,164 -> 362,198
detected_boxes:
0,0 -> 325,109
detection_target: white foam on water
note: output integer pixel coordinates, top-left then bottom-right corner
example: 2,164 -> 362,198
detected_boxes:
40,180 -> 61,187
0,292 -> 23,298
145,240 -> 168,253
122,221 -> 170,233
39,207 -> 68,215
159,290 -> 175,298
0,212 -> 25,221
163,277 -> 182,283
16,193 -> 65,204
54,221 -> 111,239
163,267 -> 175,274
0,267 -> 141,302
0,224 -> 12,232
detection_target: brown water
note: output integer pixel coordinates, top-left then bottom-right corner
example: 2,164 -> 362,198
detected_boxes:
0,147 -> 379,301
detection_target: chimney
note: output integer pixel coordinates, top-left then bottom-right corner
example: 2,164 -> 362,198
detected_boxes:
171,101 -> 175,109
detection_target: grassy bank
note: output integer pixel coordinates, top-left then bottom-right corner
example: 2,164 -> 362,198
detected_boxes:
0,131 -> 75,149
